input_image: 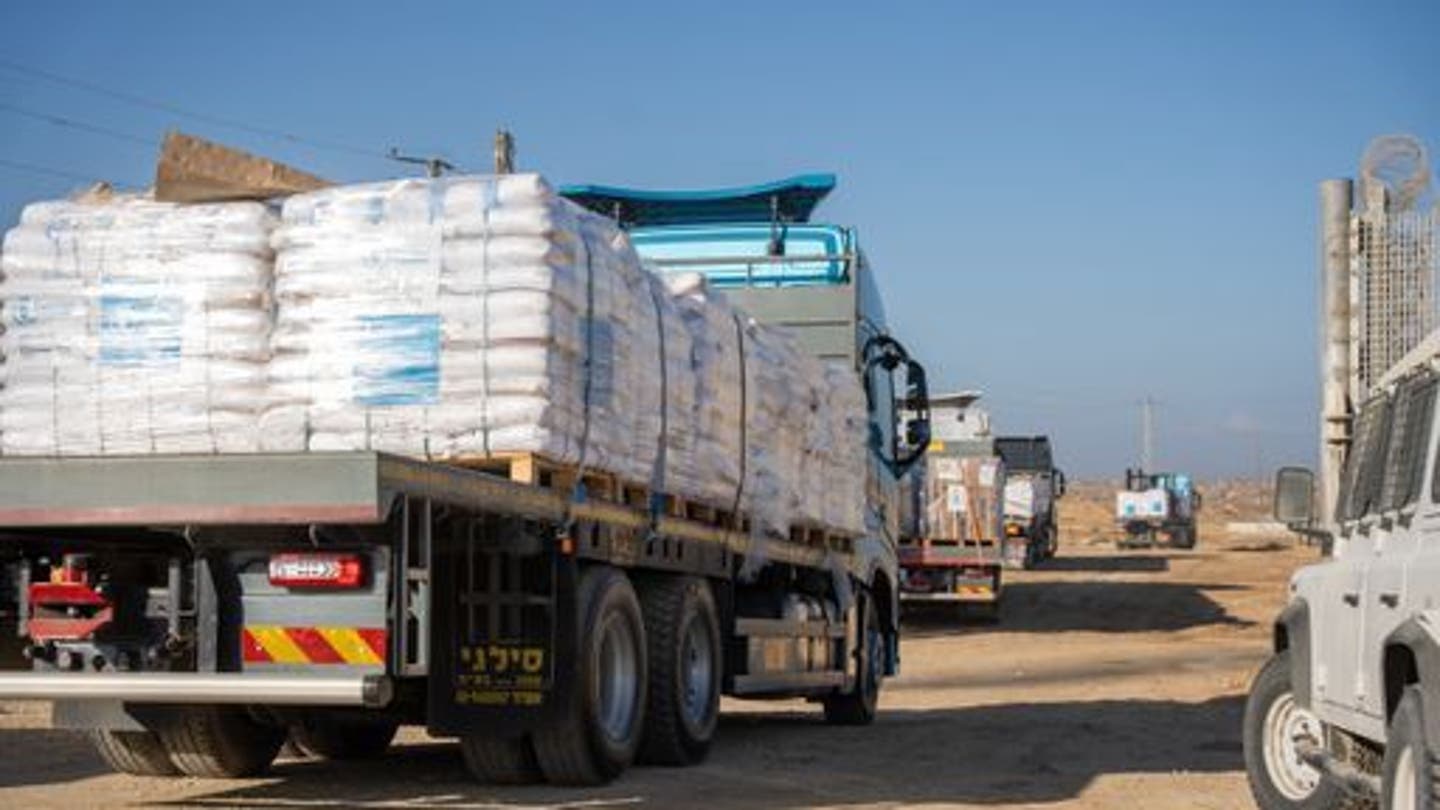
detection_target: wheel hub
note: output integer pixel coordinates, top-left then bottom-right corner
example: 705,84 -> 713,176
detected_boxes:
596,612 -> 639,744
680,613 -> 715,727
1263,692 -> 1324,800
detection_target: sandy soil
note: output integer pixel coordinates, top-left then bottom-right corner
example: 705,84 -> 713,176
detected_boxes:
0,501 -> 1316,809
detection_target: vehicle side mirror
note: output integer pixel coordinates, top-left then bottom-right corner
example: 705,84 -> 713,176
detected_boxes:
1274,466 -> 1316,527
893,359 -> 931,476
1055,470 -> 1067,497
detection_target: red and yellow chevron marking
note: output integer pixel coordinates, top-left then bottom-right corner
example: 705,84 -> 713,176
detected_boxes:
242,626 -> 387,666
954,585 -> 995,602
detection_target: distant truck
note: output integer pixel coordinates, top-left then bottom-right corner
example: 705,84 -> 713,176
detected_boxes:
994,436 -> 1065,569
1115,468 -> 1200,549
898,394 -> 1006,619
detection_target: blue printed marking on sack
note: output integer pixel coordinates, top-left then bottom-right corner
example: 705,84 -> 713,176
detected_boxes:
352,314 -> 441,406
99,295 -> 183,367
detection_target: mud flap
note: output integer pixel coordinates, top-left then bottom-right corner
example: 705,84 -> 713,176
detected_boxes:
426,516 -> 578,739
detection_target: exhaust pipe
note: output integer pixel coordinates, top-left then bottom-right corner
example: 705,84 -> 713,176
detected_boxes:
0,672 -> 392,707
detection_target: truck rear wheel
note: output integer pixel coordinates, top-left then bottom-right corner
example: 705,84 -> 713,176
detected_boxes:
532,565 -> 647,785
824,591 -> 881,726
1383,686 -> 1439,810
637,575 -> 721,766
460,735 -> 542,784
88,729 -> 180,776
157,706 -> 286,778
1243,651 -> 1347,809
289,713 -> 398,760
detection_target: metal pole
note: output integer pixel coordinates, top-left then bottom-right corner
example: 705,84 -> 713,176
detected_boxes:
494,130 -> 515,174
1140,396 -> 1155,472
1319,178 -> 1354,525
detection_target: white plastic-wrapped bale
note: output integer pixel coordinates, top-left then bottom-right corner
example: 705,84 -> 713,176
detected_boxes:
665,273 -> 867,536
264,175 -> 701,495
0,196 -> 275,455
266,174 -> 866,538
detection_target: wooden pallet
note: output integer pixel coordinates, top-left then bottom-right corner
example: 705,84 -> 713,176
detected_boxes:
451,451 -> 849,547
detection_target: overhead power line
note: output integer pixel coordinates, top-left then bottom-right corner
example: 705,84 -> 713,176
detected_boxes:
0,101 -> 155,148
0,57 -> 387,161
0,157 -> 119,185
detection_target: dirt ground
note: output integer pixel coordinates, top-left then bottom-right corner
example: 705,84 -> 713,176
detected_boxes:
0,490 -> 1314,809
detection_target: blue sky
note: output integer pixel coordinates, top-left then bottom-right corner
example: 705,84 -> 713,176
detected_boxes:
1,1 -> 1437,477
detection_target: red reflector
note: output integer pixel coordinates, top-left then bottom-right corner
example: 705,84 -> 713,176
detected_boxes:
268,553 -> 365,588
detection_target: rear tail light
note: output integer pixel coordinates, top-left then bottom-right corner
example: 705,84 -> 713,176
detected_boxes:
268,553 -> 365,589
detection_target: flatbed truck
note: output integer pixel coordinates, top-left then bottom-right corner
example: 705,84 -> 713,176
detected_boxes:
898,393 -> 1005,619
0,175 -> 930,786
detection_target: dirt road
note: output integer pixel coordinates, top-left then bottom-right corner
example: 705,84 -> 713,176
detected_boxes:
0,534 -> 1312,809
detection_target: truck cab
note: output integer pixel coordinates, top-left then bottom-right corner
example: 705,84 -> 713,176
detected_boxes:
562,174 -> 931,655
1245,333 -> 1440,809
1115,468 -> 1200,549
993,436 -> 1066,568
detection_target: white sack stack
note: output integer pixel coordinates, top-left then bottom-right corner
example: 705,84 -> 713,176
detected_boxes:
665,272 -> 867,535
263,175 -> 702,496
0,196 -> 275,455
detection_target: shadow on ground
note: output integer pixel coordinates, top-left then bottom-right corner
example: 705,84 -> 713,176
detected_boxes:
0,727 -> 108,788
89,697 -> 1244,808
1033,554 -> 1170,573
903,580 -> 1253,637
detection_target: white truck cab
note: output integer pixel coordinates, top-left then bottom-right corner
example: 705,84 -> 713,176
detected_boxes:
1245,338 -> 1440,809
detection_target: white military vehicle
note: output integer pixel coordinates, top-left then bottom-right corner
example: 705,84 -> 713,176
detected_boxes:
1246,343 -> 1440,809
1243,144 -> 1440,810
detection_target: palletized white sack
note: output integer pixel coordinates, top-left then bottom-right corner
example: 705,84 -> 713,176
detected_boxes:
665,273 -> 867,535
264,174 -> 699,494
0,195 -> 275,455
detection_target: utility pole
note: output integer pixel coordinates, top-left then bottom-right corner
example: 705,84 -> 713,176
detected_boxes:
1140,396 -> 1157,473
494,129 -> 515,174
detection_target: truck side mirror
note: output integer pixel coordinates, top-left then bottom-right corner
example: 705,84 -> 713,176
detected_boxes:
1055,469 -> 1067,497
894,359 -> 931,475
1274,467 -> 1316,527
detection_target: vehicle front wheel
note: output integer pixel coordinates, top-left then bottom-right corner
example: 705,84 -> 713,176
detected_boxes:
1243,651 -> 1348,809
824,590 -> 882,725
1383,686 -> 1439,809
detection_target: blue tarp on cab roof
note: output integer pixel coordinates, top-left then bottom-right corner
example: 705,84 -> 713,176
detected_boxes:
559,174 -> 836,227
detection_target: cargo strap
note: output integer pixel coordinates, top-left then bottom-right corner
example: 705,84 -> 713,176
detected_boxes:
729,311 -> 748,526
561,222 -> 599,538
646,281 -> 670,533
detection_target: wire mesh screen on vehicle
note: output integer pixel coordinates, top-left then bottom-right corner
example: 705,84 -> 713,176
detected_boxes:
1350,135 -> 1439,398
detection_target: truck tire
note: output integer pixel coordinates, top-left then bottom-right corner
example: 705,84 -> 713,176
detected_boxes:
1382,686 -> 1439,809
88,729 -> 180,776
1243,651 -> 1349,809
637,575 -> 721,766
157,706 -> 286,778
460,735 -> 542,784
824,591 -> 881,726
531,565 -> 647,785
289,714 -> 398,760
